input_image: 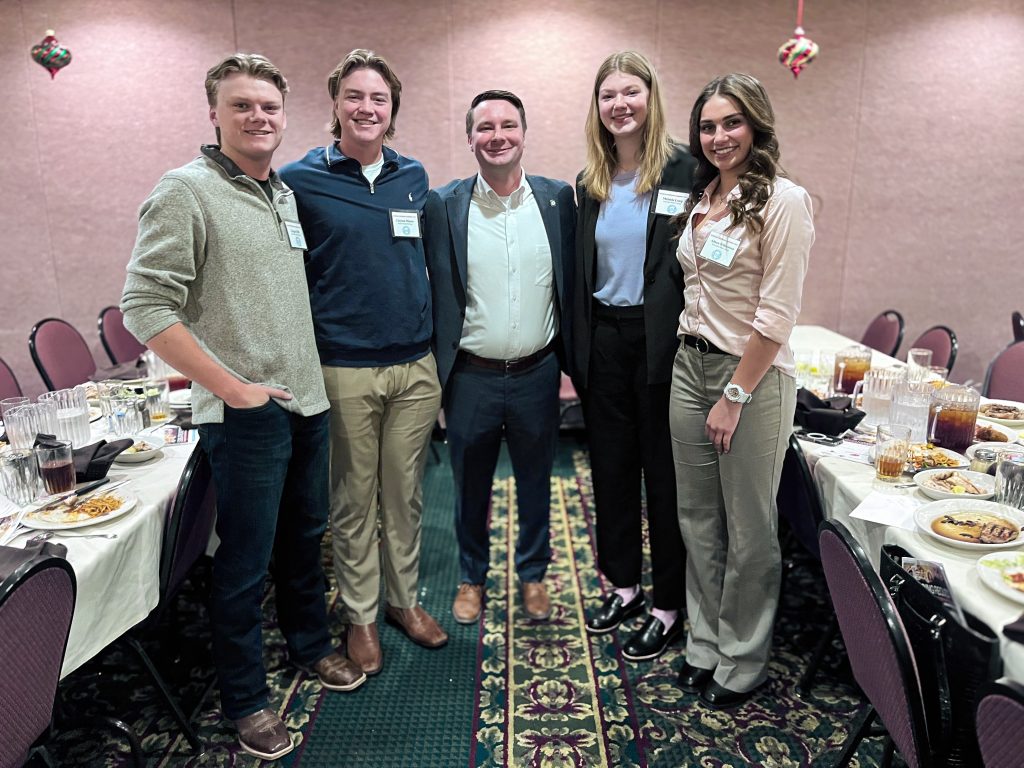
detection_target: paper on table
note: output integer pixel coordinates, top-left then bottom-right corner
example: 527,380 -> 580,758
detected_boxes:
850,490 -> 925,531
807,439 -> 874,466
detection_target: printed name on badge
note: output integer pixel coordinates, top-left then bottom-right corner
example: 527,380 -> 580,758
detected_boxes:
284,221 -> 307,250
697,231 -> 741,268
654,188 -> 689,217
389,209 -> 422,239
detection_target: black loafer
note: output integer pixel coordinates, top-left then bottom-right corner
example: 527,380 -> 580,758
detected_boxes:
677,661 -> 715,693
701,680 -> 757,709
586,591 -> 645,635
621,615 -> 685,662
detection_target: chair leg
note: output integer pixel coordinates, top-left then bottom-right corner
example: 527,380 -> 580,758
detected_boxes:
122,635 -> 204,752
78,715 -> 146,768
879,736 -> 895,768
797,615 -> 839,696
833,705 -> 876,767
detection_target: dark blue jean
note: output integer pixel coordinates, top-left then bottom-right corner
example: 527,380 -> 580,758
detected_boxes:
199,402 -> 333,720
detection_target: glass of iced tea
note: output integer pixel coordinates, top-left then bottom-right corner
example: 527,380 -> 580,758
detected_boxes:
34,440 -> 76,495
928,384 -> 980,455
833,345 -> 873,396
875,423 -> 912,482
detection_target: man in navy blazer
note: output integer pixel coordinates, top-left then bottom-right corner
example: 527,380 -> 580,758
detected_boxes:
423,90 -> 575,625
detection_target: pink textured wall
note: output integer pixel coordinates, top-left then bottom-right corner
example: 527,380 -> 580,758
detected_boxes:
2,0 -> 1021,396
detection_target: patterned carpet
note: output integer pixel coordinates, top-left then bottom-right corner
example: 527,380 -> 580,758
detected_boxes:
40,440 -> 893,767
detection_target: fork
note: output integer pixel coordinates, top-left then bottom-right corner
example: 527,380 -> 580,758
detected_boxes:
26,532 -> 119,543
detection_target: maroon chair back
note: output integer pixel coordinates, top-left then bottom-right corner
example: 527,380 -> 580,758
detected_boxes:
29,318 -> 96,391
861,309 -> 905,357
819,521 -> 931,767
977,678 -> 1024,768
983,341 -> 1024,401
161,443 -> 216,601
98,306 -> 146,365
0,546 -> 76,768
909,325 -> 958,374
0,357 -> 21,399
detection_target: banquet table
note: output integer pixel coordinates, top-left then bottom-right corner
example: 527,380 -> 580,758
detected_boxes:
7,420 -> 199,678
791,325 -> 1024,679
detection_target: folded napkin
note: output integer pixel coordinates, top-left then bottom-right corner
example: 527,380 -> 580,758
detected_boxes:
794,388 -> 866,436
34,435 -> 134,482
1004,613 -> 1024,644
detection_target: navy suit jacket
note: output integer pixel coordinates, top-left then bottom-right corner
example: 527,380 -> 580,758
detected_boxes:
423,174 -> 576,390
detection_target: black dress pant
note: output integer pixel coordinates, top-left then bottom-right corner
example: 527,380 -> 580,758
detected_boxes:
584,305 -> 686,609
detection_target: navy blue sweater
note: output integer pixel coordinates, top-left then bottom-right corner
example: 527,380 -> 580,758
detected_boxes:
280,144 -> 432,367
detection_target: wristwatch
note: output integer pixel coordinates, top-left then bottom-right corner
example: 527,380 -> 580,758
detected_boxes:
723,382 -> 753,404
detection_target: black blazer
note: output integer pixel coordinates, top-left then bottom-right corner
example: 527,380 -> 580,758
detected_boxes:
423,174 -> 576,390
571,146 -> 698,391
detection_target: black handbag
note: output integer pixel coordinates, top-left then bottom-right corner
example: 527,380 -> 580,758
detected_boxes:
880,544 -> 1002,767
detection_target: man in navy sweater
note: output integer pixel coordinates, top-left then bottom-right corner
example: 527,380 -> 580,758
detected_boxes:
280,49 -> 446,678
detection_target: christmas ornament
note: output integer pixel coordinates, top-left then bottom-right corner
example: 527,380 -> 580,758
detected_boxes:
778,1 -> 819,78
31,30 -> 72,79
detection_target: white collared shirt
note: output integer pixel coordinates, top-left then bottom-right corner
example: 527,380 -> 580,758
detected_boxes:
461,172 -> 556,359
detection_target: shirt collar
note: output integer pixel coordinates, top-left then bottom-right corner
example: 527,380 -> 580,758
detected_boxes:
324,142 -> 399,170
472,171 -> 530,210
201,144 -> 280,184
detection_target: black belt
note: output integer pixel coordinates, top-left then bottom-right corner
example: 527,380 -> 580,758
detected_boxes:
459,341 -> 555,373
682,334 -> 729,355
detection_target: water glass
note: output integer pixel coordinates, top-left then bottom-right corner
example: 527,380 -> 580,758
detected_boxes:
907,347 -> 934,370
0,449 -> 43,506
889,380 -> 933,444
4,402 -> 58,449
35,440 -> 75,495
39,387 -> 92,448
0,396 -> 30,422
875,423 -> 912,482
144,379 -> 170,422
995,452 -> 1024,510
109,396 -> 142,436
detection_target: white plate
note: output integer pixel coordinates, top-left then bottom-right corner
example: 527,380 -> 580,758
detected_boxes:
23,490 -> 137,530
979,399 -> 1024,428
966,441 -> 1014,460
113,436 -> 164,464
914,469 -> 996,500
977,552 -> 1024,605
915,499 -> 1024,551
974,419 -> 1018,445
168,390 -> 192,408
906,446 -> 969,473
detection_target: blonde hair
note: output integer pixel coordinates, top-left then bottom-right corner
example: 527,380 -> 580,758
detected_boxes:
580,51 -> 674,201
327,49 -> 402,141
205,53 -> 288,144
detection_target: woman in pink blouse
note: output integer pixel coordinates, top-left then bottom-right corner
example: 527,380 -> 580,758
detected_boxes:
669,73 -> 814,709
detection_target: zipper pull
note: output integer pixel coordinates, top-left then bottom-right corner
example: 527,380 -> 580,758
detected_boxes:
369,181 -> 375,194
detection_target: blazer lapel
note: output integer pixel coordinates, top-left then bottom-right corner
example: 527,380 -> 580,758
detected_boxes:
446,178 -> 474,294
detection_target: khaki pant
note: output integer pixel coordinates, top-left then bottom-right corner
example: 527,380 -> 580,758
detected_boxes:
322,354 -> 442,624
669,345 -> 795,692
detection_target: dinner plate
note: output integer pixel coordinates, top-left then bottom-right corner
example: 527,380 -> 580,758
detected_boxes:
976,552 -> 1024,605
974,419 -> 1018,445
168,390 -> 192,408
914,469 -> 996,500
23,490 -> 137,530
113,436 -> 163,464
906,446 -> 968,473
978,399 -> 1024,428
915,499 -> 1024,551
89,405 -> 103,423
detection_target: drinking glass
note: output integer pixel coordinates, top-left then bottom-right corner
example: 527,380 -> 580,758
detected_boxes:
851,367 -> 904,427
907,347 -> 934,369
0,449 -> 42,506
995,451 -> 1024,510
4,402 -> 58,449
35,440 -> 75,495
144,379 -> 170,423
833,345 -> 873,396
925,366 -> 948,388
109,396 -> 142,436
39,387 -> 92,448
0,396 -> 30,422
875,423 -> 912,482
928,384 -> 980,455
889,380 -> 933,444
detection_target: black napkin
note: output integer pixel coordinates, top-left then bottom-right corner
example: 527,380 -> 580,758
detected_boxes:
34,434 -> 134,482
1004,614 -> 1024,644
794,388 -> 866,436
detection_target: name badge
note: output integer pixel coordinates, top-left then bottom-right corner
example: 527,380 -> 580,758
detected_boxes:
389,209 -> 422,239
698,231 -> 742,268
654,188 -> 690,216
284,221 -> 307,250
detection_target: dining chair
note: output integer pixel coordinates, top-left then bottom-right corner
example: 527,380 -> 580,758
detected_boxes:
1012,311 -> 1024,344
818,520 -> 933,768
97,305 -> 146,365
118,443 -> 216,752
0,356 -> 22,399
558,373 -> 584,433
907,325 -> 958,375
860,309 -> 905,358
982,341 -> 1024,401
976,677 -> 1024,768
29,317 -> 97,391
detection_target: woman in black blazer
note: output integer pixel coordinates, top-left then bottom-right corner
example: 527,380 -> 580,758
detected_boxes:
573,51 -> 697,661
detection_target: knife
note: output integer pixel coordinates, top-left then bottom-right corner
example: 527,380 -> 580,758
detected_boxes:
34,478 -> 129,512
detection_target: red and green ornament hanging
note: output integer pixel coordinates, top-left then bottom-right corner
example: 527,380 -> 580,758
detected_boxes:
778,0 -> 819,78
31,30 -> 72,79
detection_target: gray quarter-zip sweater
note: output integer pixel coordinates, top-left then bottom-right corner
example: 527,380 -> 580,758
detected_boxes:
121,146 -> 329,424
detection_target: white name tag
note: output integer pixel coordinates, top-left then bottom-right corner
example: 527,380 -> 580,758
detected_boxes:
698,231 -> 742,268
284,221 -> 307,250
654,188 -> 689,216
389,209 -> 422,239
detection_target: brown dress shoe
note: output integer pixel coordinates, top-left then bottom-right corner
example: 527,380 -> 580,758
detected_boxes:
346,623 -> 383,676
310,651 -> 366,691
452,583 -> 484,624
384,604 -> 449,648
235,708 -> 294,760
522,581 -> 551,620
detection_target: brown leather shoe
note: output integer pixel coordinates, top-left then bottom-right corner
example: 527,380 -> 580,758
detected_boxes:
309,651 -> 366,692
452,583 -> 484,624
522,581 -> 551,620
346,623 -> 383,676
235,708 -> 294,760
384,604 -> 449,648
